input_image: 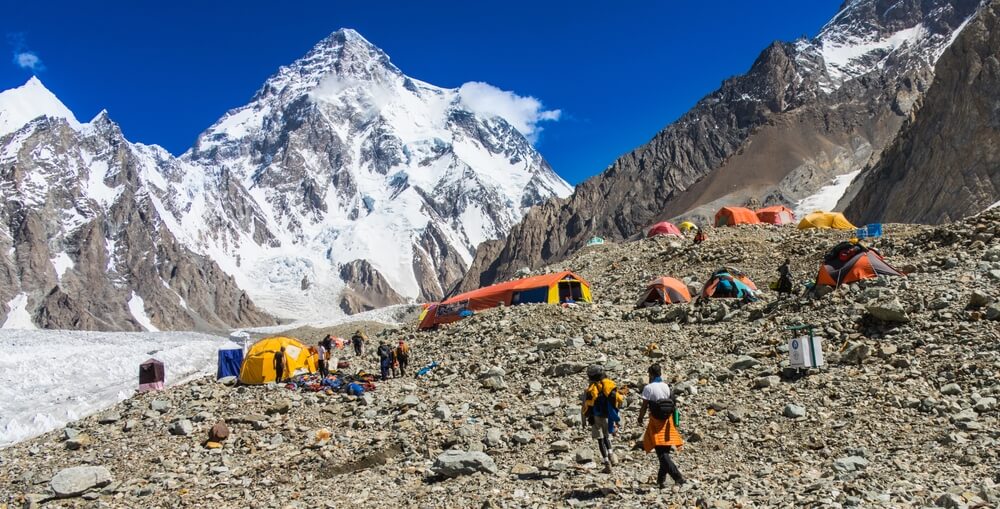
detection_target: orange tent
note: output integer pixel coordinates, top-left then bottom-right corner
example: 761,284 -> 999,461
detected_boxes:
755,206 -> 796,225
647,222 -> 682,238
715,207 -> 761,227
636,277 -> 691,307
816,242 -> 904,287
419,271 -> 592,329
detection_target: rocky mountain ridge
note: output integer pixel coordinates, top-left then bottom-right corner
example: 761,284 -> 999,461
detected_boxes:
459,0 -> 985,293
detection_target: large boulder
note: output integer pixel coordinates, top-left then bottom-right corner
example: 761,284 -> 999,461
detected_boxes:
50,466 -> 112,497
431,450 -> 498,477
866,300 -> 909,323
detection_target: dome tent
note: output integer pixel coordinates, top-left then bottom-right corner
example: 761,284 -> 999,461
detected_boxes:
138,358 -> 164,392
636,277 -> 692,307
647,222 -> 682,237
816,241 -> 904,287
798,211 -> 856,230
755,205 -> 795,225
679,221 -> 698,232
715,207 -> 761,227
700,268 -> 758,300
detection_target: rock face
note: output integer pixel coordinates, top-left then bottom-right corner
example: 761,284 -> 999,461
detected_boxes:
460,0 -> 982,292
0,100 -> 273,331
181,29 -> 571,319
845,0 -> 1000,224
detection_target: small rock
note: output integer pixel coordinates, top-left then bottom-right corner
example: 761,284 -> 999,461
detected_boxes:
150,400 -> 172,413
753,375 -> 780,389
65,434 -> 92,450
730,355 -> 760,371
217,376 -> 238,386
265,400 -> 291,415
549,440 -> 571,453
484,428 -> 502,447
511,431 -> 534,445
434,403 -> 452,420
832,456 -> 868,473
510,463 -> 540,478
169,419 -> 194,436
573,447 -> 595,463
98,413 -> 121,424
969,290 -> 993,308
208,421 -> 230,442
941,383 -> 962,396
866,300 -> 909,323
783,404 -> 806,419
536,338 -> 563,351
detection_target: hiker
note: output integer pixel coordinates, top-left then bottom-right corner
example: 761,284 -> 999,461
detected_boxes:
321,334 -> 333,354
693,227 -> 707,245
637,363 -> 685,489
273,347 -> 287,383
580,365 -> 623,473
377,341 -> 393,381
351,330 -> 366,357
317,341 -> 329,378
777,258 -> 793,296
395,339 -> 410,377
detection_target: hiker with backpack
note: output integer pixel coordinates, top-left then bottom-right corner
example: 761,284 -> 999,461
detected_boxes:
377,341 -> 393,381
351,330 -> 366,357
637,363 -> 685,489
273,347 -> 287,384
394,339 -> 410,377
580,365 -> 624,473
777,259 -> 793,297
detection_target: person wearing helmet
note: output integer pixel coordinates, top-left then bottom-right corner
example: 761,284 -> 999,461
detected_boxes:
580,364 -> 624,473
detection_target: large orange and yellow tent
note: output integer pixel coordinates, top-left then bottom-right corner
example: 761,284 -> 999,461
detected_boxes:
419,271 -> 592,329
715,207 -> 761,227
816,242 -> 904,287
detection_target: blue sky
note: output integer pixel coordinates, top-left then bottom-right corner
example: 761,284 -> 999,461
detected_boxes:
1,0 -> 841,185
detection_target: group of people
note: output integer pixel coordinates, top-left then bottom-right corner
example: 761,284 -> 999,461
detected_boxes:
581,363 -> 686,489
270,329 -> 413,384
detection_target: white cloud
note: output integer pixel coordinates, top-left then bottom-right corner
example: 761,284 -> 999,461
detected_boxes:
14,51 -> 43,71
458,81 -> 561,143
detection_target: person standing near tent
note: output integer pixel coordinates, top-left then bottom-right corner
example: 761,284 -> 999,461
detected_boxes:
394,339 -> 411,377
317,341 -> 329,378
377,341 -> 393,381
273,347 -> 287,383
351,330 -> 366,357
580,365 -> 623,473
637,363 -> 685,489
777,259 -> 793,296
693,227 -> 707,245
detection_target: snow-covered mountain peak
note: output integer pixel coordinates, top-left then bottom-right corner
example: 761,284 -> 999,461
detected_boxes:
806,0 -> 982,90
0,77 -> 81,138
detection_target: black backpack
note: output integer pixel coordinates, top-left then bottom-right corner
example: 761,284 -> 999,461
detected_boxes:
649,395 -> 676,421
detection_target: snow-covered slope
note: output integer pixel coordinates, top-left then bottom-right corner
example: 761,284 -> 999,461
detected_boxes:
0,76 -> 80,138
0,330 -> 232,446
180,29 -> 571,318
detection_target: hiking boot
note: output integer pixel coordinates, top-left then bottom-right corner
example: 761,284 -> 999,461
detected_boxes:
602,463 -> 613,474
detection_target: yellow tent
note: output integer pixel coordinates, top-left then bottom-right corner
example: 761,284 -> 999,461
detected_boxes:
797,211 -> 856,230
679,221 -> 698,232
239,336 -> 317,384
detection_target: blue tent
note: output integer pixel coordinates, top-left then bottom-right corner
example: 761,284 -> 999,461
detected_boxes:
217,347 -> 244,379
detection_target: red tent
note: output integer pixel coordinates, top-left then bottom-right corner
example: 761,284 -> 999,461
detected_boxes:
756,206 -> 796,225
715,207 -> 761,227
647,222 -> 682,237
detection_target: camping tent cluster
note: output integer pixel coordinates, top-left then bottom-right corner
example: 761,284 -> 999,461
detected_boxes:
712,206 -> 858,230
418,271 -> 592,329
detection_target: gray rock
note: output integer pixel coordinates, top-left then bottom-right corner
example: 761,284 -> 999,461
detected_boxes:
265,400 -> 291,415
65,434 -> 92,450
833,456 -> 869,473
840,342 -> 871,364
783,404 -> 806,419
573,447 -> 595,463
545,362 -> 588,377
50,466 -> 112,497
434,403 -> 451,420
730,355 -> 760,371
399,395 -> 421,408
98,413 -> 121,424
969,290 -> 993,308
484,428 -> 502,447
511,431 -> 534,445
150,400 -> 172,413
565,337 -> 585,348
431,450 -> 498,477
536,338 -> 563,351
941,383 -> 962,396
974,397 -> 997,412
217,376 -> 238,386
169,419 -> 194,436
866,300 -> 909,323
754,375 -> 780,389
549,440 -> 571,453
63,428 -> 80,441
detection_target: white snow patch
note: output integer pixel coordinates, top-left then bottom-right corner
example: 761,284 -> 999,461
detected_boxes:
1,294 -> 36,330
821,24 -> 927,83
127,292 -> 159,332
794,169 -> 863,218
0,329 -> 229,446
52,252 -> 74,279
244,303 -> 414,335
